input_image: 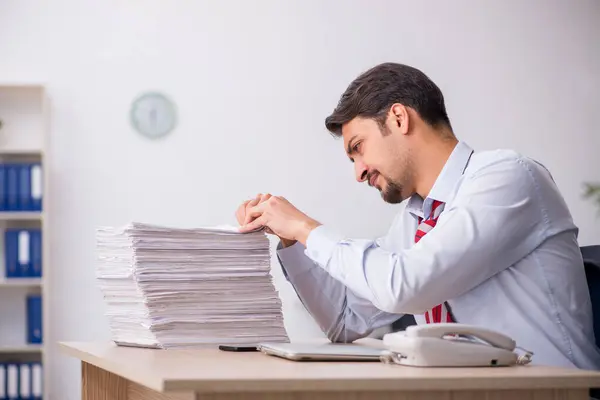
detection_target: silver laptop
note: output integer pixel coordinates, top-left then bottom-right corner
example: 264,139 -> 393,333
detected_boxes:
257,342 -> 383,361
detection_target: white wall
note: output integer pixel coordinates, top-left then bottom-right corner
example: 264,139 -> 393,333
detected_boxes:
1,0 -> 599,399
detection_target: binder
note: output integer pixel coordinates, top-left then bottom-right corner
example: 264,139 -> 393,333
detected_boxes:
31,230 -> 42,278
0,164 -> 6,211
4,229 -> 42,278
18,164 -> 31,211
26,295 -> 42,344
4,230 -> 20,278
17,230 -> 32,278
0,362 -> 42,399
0,163 -> 43,212
0,363 -> 5,400
5,164 -> 19,212
6,363 -> 17,400
19,364 -> 30,400
31,363 -> 42,400
29,164 -> 42,212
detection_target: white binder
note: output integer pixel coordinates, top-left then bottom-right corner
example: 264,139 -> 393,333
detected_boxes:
32,363 -> 43,400
6,364 -> 18,400
19,364 -> 31,400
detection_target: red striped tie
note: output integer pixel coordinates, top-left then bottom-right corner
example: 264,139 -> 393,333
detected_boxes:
415,200 -> 454,324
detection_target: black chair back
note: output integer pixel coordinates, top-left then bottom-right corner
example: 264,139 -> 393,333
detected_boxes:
582,245 -> 600,350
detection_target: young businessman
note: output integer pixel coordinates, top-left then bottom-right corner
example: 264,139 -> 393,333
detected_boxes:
236,62 -> 600,370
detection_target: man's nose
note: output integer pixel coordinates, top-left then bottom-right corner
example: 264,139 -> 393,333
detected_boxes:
355,161 -> 368,183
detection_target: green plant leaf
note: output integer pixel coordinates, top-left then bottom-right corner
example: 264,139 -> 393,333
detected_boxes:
583,182 -> 600,212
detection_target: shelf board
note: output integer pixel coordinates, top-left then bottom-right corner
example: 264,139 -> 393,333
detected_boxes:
0,278 -> 42,287
0,149 -> 43,156
0,212 -> 42,220
0,344 -> 42,353
0,82 -> 45,88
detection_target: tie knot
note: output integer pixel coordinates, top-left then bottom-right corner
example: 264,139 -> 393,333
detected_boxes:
429,199 -> 445,220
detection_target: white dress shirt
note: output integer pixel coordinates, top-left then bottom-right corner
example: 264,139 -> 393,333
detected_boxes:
277,141 -> 600,370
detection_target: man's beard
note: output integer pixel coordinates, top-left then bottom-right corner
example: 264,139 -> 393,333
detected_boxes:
380,178 -> 406,204
380,150 -> 413,204
367,170 -> 409,204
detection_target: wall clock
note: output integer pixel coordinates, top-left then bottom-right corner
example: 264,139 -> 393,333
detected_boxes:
130,91 -> 177,139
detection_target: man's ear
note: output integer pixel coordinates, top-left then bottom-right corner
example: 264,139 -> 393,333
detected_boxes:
389,103 -> 409,135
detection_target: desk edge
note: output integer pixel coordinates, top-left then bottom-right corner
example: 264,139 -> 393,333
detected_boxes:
59,342 -> 600,393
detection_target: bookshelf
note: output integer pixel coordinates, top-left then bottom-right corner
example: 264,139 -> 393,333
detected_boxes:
0,84 -> 48,399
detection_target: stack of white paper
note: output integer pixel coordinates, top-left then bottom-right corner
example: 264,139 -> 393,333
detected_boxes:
95,222 -> 289,349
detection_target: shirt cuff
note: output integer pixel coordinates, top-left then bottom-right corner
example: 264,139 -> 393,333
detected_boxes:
304,225 -> 345,268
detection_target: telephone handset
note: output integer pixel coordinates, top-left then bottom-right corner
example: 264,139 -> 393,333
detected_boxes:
380,323 -> 533,367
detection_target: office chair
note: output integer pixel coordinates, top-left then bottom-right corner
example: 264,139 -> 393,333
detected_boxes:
581,245 -> 600,399
582,245 -> 600,350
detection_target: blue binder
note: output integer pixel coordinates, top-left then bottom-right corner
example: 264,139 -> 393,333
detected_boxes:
5,164 -> 19,212
4,229 -> 42,278
26,295 -> 42,344
0,362 -> 5,400
30,230 -> 42,278
18,164 -> 31,212
0,163 -> 43,212
4,230 -> 20,278
0,164 -> 6,211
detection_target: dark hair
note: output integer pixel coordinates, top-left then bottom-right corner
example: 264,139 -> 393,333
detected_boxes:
325,62 -> 452,136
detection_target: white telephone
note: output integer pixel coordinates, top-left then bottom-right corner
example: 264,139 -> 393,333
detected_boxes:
380,323 -> 533,367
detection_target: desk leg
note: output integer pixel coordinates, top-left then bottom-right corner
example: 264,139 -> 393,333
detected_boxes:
82,362 -> 127,400
82,362 -> 196,400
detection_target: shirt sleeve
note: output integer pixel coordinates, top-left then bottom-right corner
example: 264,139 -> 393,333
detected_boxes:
304,157 -> 548,314
276,241 -> 403,342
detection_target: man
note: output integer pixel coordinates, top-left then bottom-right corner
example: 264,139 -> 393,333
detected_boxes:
235,62 -> 600,370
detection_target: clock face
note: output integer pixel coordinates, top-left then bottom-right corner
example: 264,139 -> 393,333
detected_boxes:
130,92 -> 177,139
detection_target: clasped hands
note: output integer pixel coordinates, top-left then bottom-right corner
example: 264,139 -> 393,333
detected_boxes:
235,193 -> 321,247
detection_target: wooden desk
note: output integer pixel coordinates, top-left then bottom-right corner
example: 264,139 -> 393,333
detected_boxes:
60,341 -> 600,400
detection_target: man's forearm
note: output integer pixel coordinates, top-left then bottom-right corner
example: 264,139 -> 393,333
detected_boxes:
276,241 -> 402,342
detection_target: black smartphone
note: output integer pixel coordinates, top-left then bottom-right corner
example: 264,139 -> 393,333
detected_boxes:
218,344 -> 258,352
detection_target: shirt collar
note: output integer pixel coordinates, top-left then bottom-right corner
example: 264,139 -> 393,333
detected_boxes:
406,141 -> 474,219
